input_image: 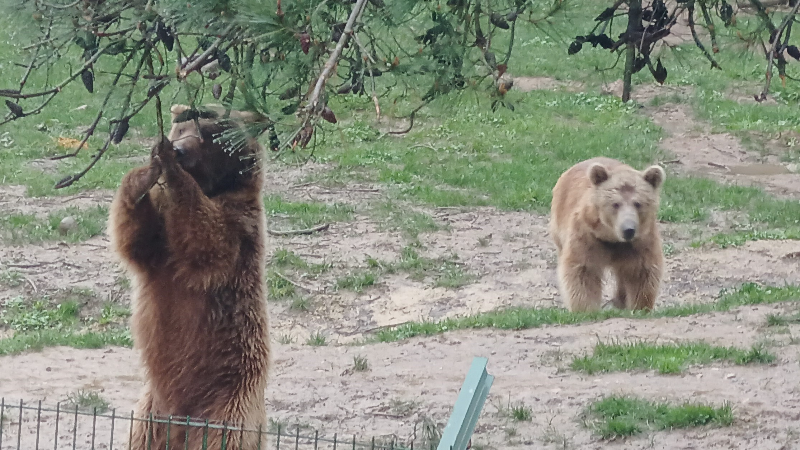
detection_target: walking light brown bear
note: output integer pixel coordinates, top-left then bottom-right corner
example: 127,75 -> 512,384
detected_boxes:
549,157 -> 666,313
109,104 -> 271,450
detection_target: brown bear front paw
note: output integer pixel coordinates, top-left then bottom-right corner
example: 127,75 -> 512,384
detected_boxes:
152,136 -> 178,169
122,164 -> 162,206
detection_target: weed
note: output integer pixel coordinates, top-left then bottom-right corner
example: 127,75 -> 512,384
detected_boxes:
587,395 -> 733,439
272,249 -> 331,274
289,296 -> 311,312
352,354 -> 369,372
0,270 -> 23,287
370,283 -> 800,343
277,334 -> 294,344
389,399 -> 419,417
267,271 -> 296,299
307,332 -> 327,346
335,271 -> 377,292
571,341 -> 775,374
98,304 -> 131,326
510,402 -> 532,422
64,389 -> 110,413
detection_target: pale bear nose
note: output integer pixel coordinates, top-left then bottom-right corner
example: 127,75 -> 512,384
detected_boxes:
622,227 -> 636,241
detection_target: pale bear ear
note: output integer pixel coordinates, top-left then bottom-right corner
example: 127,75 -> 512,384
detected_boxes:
588,163 -> 610,186
643,165 -> 666,189
170,104 -> 190,121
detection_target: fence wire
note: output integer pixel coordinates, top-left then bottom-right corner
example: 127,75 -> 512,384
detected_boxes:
0,400 -> 431,450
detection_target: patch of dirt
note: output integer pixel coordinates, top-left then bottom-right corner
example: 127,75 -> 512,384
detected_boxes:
0,185 -> 114,218
643,101 -> 800,197
3,305 -> 800,450
512,76 -> 584,93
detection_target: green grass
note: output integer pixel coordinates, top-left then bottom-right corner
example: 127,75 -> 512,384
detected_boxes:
335,270 -> 377,292
272,248 -> 331,274
266,270 -> 296,299
0,294 -> 132,355
696,228 -> 800,249
369,200 -> 443,238
1,297 -> 80,331
766,312 -> 800,327
0,206 -> 108,244
509,403 -> 532,422
0,270 -> 24,287
306,332 -> 327,346
587,395 -> 733,439
64,389 -> 111,413
370,283 -> 800,343
264,195 -> 354,229
0,328 -> 132,356
352,354 -> 369,372
571,341 -> 775,375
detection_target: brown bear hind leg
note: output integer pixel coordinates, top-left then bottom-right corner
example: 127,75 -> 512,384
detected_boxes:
557,257 -> 603,312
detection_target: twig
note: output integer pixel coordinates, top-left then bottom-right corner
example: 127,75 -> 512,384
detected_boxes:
266,223 -> 330,236
687,4 -> 721,70
272,271 -> 318,293
179,23 -> 238,78
25,277 -> 38,294
304,0 -> 369,116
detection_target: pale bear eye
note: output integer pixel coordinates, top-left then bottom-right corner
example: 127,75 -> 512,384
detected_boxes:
612,202 -> 621,210
634,201 -> 642,209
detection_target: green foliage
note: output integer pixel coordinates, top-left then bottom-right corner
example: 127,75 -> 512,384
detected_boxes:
571,341 -> 775,375
587,395 -> 733,439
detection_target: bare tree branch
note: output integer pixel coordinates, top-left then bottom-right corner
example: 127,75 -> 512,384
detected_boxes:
304,0 -> 369,116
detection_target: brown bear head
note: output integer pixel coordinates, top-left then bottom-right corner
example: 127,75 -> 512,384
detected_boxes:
587,162 -> 665,243
167,104 -> 263,197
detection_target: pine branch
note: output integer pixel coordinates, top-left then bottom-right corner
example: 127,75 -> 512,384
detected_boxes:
757,0 -> 800,101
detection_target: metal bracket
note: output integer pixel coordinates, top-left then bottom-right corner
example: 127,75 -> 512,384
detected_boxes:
437,357 -> 494,450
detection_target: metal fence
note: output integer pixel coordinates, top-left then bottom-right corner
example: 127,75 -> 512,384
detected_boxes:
0,400 -> 423,450
0,357 -> 493,450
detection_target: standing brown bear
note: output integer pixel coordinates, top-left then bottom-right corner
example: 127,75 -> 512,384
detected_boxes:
549,157 -> 666,313
109,104 -> 271,450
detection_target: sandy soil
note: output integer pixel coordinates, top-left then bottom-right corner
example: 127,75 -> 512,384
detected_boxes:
2,79 -> 800,449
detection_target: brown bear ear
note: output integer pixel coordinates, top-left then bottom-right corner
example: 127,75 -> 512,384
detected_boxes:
170,104 -> 190,121
588,163 -> 609,186
643,165 -> 666,189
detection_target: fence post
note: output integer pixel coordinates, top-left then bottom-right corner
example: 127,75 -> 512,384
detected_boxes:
436,357 -> 494,450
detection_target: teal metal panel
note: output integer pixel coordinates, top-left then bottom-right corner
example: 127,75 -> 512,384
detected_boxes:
437,357 -> 494,450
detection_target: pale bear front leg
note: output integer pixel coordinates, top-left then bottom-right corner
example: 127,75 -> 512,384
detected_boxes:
557,246 -> 603,312
618,263 -> 662,311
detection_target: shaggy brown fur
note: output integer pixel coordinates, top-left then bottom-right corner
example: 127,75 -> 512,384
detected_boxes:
109,104 -> 271,450
549,157 -> 666,313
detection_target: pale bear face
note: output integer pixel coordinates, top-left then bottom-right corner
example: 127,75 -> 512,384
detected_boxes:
166,104 -> 256,196
588,162 -> 665,243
